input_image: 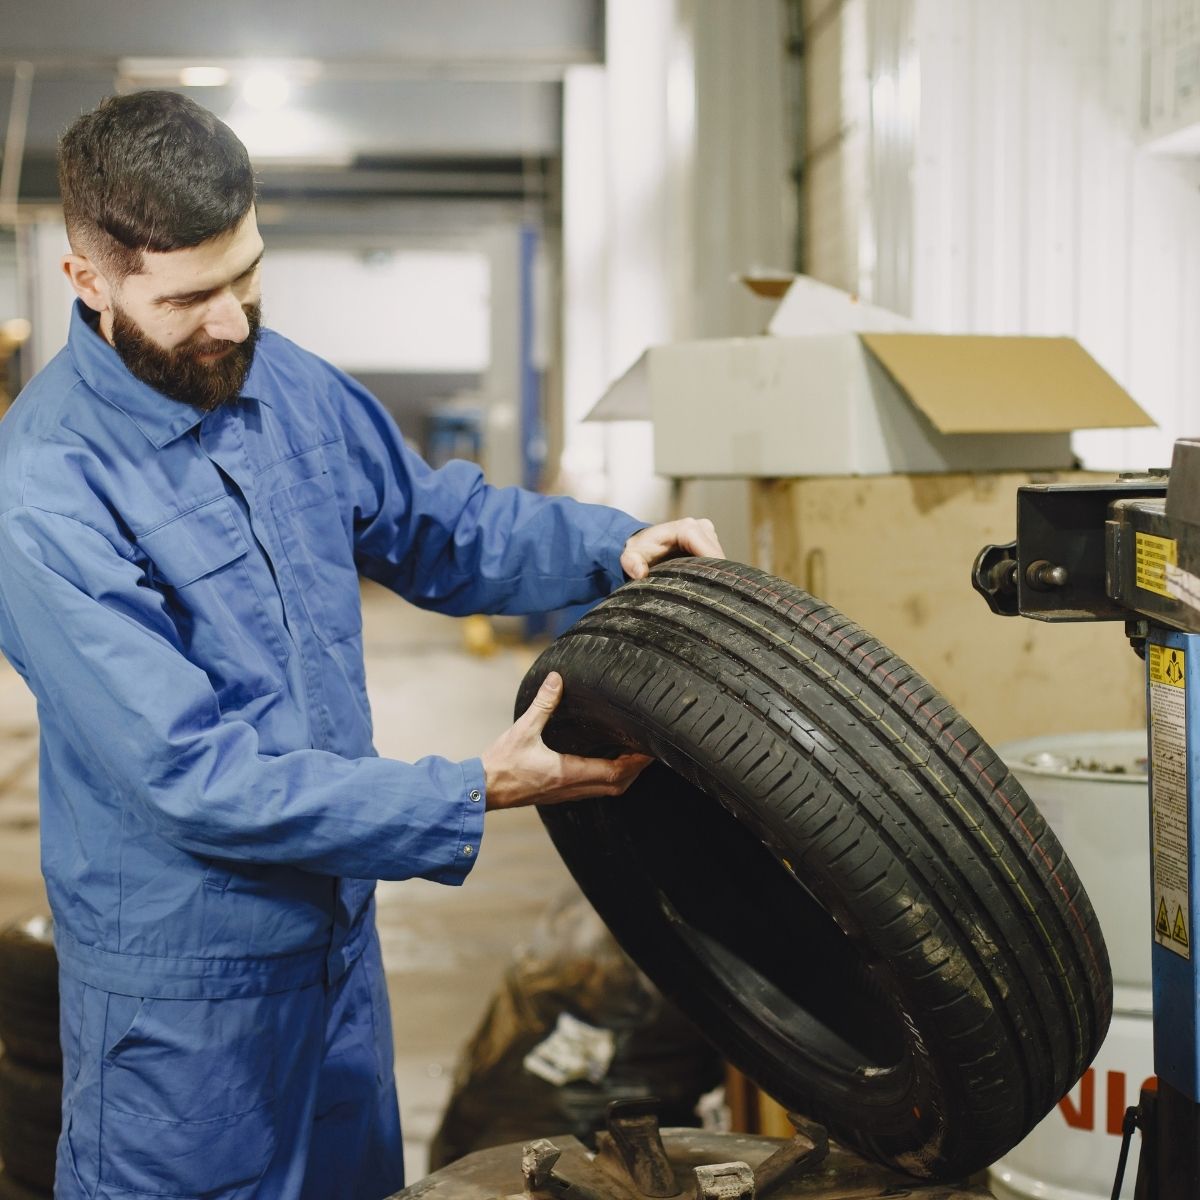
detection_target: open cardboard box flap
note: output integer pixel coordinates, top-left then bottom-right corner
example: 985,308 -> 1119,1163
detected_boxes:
766,275 -> 917,336
584,274 -> 1155,475
861,333 -> 1154,433
588,332 -> 1154,433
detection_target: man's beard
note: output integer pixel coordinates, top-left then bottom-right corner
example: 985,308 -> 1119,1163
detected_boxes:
110,301 -> 262,413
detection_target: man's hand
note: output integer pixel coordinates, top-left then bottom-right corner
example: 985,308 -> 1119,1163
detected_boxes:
620,517 -> 724,581
481,672 -> 652,811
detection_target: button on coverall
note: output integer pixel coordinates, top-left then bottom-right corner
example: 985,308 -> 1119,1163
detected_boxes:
0,302 -> 644,1199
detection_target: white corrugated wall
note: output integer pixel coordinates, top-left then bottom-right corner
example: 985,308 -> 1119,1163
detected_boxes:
561,0 -> 795,555
815,0 -> 1200,470
803,0 -> 872,294
690,0 -> 795,338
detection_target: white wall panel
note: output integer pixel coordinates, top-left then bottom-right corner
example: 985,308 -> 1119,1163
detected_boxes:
561,0 -> 796,555
22,219 -> 72,376
803,0 -> 871,293
261,248 -> 490,372
864,0 -> 917,312
865,0 -> 1200,470
691,0 -> 794,337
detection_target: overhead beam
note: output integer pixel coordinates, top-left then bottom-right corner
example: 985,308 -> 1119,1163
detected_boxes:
0,0 -> 604,73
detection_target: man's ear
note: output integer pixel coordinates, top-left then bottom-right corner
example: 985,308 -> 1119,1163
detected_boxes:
62,254 -> 112,315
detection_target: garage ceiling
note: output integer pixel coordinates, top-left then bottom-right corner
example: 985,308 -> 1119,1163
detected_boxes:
0,0 -> 604,205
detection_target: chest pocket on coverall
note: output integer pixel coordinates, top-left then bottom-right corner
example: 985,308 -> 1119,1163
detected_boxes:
138,496 -> 284,709
271,470 -> 362,646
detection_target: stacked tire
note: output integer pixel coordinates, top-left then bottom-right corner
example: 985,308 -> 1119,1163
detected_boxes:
0,916 -> 60,1198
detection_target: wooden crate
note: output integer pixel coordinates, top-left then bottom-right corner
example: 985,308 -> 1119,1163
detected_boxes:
750,471 -> 1145,746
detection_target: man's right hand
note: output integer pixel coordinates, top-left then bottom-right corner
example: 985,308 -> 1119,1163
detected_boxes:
480,672 -> 652,811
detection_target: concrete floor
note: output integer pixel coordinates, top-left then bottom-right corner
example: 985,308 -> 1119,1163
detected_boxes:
0,581 -> 576,1183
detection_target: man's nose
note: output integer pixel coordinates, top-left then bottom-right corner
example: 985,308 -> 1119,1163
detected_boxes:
204,290 -> 250,343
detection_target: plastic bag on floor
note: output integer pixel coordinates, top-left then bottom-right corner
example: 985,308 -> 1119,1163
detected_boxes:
428,886 -> 723,1169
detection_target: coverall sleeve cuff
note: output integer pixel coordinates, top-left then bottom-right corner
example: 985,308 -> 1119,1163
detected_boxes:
602,514 -> 650,588
422,758 -> 487,885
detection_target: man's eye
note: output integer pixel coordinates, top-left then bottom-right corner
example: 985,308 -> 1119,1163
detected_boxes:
165,298 -> 199,311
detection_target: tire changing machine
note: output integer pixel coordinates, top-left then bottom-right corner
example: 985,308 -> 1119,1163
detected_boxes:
973,437 -> 1200,1199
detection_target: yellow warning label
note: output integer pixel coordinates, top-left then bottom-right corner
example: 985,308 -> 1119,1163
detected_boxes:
1151,638 -> 1190,961
1175,907 -> 1191,948
1137,533 -> 1178,596
1149,644 -> 1187,688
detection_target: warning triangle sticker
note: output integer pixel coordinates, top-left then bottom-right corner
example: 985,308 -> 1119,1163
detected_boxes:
1157,899 -> 1171,937
1174,907 -> 1190,948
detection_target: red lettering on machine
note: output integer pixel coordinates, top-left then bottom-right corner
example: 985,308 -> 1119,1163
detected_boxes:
1059,1069 -> 1158,1135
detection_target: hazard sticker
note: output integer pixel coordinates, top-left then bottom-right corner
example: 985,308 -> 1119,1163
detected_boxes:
1150,644 -> 1187,688
1174,906 -> 1190,949
1150,642 -> 1190,960
1138,533 -> 1179,597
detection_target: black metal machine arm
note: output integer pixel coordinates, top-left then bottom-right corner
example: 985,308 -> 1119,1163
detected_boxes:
971,474 -> 1168,623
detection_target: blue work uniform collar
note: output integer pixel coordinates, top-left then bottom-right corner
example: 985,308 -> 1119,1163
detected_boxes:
67,299 -> 268,449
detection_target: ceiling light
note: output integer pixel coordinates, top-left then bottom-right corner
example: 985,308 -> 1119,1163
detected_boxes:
223,107 -> 351,166
118,57 -> 321,94
179,66 -> 230,88
118,58 -> 230,88
242,67 -> 292,111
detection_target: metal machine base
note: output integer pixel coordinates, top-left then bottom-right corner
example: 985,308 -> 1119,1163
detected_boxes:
390,1103 -> 991,1200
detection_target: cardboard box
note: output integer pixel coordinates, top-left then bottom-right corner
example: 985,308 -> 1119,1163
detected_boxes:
590,277 -> 1153,478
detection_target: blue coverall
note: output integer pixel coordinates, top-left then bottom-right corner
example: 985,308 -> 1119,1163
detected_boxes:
0,301 -> 644,1199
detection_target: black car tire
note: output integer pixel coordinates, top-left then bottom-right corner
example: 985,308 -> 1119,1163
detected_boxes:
518,559 -> 1112,1181
0,919 -> 59,1070
0,1057 -> 60,1192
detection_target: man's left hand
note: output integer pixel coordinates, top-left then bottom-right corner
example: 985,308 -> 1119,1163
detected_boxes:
620,518 -> 724,581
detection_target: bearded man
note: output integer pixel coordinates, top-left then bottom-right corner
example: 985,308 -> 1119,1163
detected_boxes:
0,91 -> 722,1200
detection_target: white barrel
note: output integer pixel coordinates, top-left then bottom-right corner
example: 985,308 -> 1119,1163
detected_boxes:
989,731 -> 1153,1200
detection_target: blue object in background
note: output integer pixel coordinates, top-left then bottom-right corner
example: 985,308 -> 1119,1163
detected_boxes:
520,225 -> 552,639
519,224 -> 546,495
426,406 -> 483,468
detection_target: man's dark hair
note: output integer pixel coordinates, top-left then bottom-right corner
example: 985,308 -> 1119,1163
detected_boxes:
58,90 -> 256,280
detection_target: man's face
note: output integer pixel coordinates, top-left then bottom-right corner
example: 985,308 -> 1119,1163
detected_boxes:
102,209 -> 266,412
